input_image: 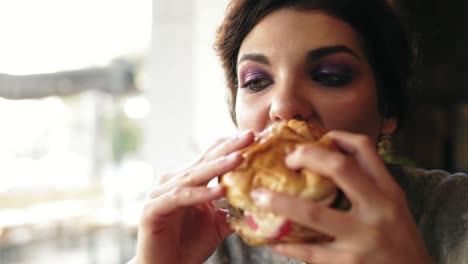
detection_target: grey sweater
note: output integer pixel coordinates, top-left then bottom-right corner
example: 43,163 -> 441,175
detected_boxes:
205,166 -> 468,264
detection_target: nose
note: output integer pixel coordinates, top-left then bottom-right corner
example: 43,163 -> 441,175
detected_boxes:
269,83 -> 314,122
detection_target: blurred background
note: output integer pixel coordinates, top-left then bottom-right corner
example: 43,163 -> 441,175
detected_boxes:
0,1 -> 233,263
0,0 -> 466,264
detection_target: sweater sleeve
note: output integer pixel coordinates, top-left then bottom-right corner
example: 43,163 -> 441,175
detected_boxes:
204,234 -> 305,264
419,171 -> 468,264
395,167 -> 468,264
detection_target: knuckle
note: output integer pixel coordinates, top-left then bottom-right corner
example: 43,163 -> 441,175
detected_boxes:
197,137 -> 230,163
205,137 -> 228,153
163,187 -> 186,204
295,145 -> 310,156
169,186 -> 185,198
364,210 -> 396,248
305,204 -> 324,224
365,223 -> 387,247
141,200 -> 152,213
178,171 -> 192,185
157,172 -> 173,184
193,155 -> 204,164
329,155 -> 352,174
209,137 -> 230,151
140,200 -> 166,227
214,136 -> 229,146
370,194 -> 402,225
208,155 -> 225,166
194,152 -> 210,164
355,134 -> 373,148
224,135 -> 240,147
294,145 -> 315,162
140,200 -> 158,223
382,202 -> 401,224
146,187 -> 161,199
347,253 -> 365,264
366,210 -> 386,228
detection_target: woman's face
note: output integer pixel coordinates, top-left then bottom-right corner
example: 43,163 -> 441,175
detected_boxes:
235,9 -> 396,142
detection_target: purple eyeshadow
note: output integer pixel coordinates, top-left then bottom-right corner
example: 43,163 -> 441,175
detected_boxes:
317,64 -> 352,74
245,71 -> 267,82
239,67 -> 271,85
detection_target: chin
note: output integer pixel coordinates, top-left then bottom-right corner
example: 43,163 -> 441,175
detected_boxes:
220,119 -> 350,246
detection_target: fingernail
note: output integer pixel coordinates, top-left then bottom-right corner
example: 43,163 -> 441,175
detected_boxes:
250,189 -> 269,206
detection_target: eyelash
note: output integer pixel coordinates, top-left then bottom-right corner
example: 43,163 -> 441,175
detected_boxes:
239,65 -> 352,92
240,76 -> 273,92
310,65 -> 352,87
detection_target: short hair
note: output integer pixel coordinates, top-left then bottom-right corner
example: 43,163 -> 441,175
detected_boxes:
214,0 -> 413,128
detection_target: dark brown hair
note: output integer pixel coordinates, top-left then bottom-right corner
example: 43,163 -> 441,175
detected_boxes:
214,0 -> 413,128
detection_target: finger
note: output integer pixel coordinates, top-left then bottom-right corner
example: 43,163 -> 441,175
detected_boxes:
271,243 -> 348,264
143,185 -> 225,224
160,131 -> 253,186
148,153 -> 243,198
189,137 -> 229,166
323,131 -> 402,197
203,137 -> 230,155
285,144 -> 384,207
250,188 -> 359,237
214,209 -> 234,239
179,152 -> 244,186
202,130 -> 254,162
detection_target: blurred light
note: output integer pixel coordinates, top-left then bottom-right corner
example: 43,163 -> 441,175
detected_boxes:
123,95 -> 150,119
101,160 -> 153,200
0,97 -> 70,153
0,0 -> 151,75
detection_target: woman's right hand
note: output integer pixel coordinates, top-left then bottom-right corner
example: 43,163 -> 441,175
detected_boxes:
133,130 -> 254,264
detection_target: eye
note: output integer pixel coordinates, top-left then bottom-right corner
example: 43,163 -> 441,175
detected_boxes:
240,73 -> 273,92
311,65 -> 352,87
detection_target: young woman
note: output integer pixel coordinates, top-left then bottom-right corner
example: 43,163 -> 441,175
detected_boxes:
131,1 -> 468,263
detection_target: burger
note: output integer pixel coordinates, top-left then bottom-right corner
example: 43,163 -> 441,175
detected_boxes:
219,119 -> 350,246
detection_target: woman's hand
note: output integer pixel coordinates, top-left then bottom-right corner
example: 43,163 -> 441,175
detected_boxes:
135,130 -> 254,264
250,131 -> 433,264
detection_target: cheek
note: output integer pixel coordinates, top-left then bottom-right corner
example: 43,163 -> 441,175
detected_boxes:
320,91 -> 382,140
235,93 -> 269,132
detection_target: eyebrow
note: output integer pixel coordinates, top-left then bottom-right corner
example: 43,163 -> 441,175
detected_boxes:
307,45 -> 360,61
237,45 -> 360,66
238,53 -> 270,65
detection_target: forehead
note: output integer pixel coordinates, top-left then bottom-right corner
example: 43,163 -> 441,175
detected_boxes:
239,8 -> 366,60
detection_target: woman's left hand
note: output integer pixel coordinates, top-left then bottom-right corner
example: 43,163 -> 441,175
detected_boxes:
250,130 -> 433,264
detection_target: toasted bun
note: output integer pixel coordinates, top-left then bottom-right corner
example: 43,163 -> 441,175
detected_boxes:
220,120 -> 348,246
